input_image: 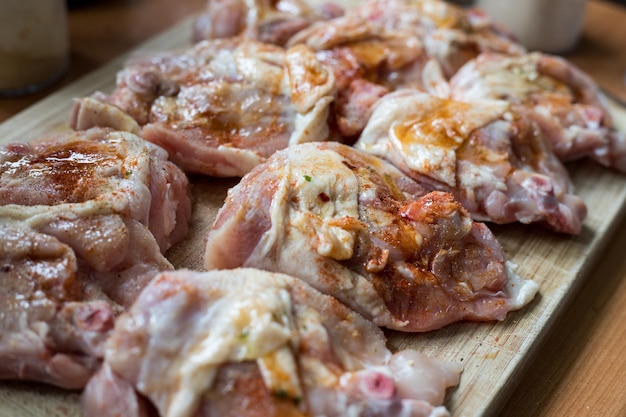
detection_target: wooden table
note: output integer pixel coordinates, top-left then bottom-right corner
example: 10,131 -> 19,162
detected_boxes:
1,1 -> 625,416
488,2 -> 626,415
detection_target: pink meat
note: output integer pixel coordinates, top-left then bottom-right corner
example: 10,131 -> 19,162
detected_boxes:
450,52 -> 626,171
204,142 -> 538,331
74,39 -> 336,177
289,0 -> 525,78
0,127 -> 191,388
192,0 -> 344,46
0,223 -> 114,389
82,268 -> 462,417
356,90 -> 587,234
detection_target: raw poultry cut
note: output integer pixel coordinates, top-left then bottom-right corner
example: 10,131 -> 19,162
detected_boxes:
82,268 -> 462,417
287,18 -> 449,139
0,222 -> 113,389
449,52 -> 626,171
204,142 -> 538,332
189,0 -> 525,141
286,0 -> 525,78
355,90 -> 587,234
72,38 -> 336,177
193,0 -> 345,46
279,0 -> 524,139
0,127 -> 191,388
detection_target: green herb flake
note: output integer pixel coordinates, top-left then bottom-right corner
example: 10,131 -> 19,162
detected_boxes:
303,175 -> 312,182
274,389 -> 301,405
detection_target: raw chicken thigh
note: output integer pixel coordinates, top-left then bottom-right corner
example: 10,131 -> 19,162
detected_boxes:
288,0 -> 525,78
282,0 -> 524,138
0,223 -> 113,389
193,0 -> 344,46
204,142 -> 538,331
355,90 -> 587,234
73,39 -> 336,177
287,12 -> 447,92
450,52 -> 626,171
288,20 -> 448,139
0,127 -> 191,256
0,127 -> 191,388
82,268 -> 462,417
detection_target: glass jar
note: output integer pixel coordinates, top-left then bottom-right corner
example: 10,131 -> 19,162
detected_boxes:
0,0 -> 70,97
475,0 -> 588,53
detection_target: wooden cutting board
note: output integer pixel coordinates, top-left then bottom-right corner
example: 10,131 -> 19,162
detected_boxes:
1,15 -> 626,417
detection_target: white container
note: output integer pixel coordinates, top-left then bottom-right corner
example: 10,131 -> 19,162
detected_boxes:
475,0 -> 588,53
0,0 -> 70,97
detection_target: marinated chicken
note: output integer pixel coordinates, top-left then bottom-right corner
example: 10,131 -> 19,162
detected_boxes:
0,223 -> 113,389
450,52 -> 626,171
82,268 -> 462,417
288,0 -> 525,79
299,29 -> 448,139
355,90 -> 587,234
0,127 -> 191,388
288,16 -> 445,91
73,39 -> 336,177
281,0 -> 524,138
193,0 -> 345,46
204,142 -> 538,331
189,0 -> 527,144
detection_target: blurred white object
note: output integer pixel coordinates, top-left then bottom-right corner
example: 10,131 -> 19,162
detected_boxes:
0,0 -> 70,97
475,0 -> 588,53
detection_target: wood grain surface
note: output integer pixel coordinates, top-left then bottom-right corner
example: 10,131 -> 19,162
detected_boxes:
1,2 -> 626,417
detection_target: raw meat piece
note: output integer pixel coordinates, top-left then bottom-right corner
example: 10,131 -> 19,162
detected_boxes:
305,33 -> 448,139
204,142 -> 538,331
0,127 -> 191,387
71,95 -> 141,135
82,268 -> 462,417
288,0 -> 525,78
283,0 -> 522,138
0,222 -> 113,389
287,5 -> 450,95
74,39 -> 336,177
331,76 -> 390,138
0,127 -> 191,254
450,52 -> 626,171
355,90 -> 587,234
193,0 -> 344,46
